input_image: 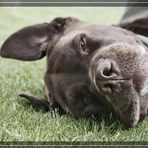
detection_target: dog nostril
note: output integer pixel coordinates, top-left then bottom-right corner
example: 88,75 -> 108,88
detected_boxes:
96,59 -> 121,94
97,59 -> 119,80
102,64 -> 112,77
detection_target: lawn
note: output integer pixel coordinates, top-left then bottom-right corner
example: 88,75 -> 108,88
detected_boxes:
0,7 -> 148,142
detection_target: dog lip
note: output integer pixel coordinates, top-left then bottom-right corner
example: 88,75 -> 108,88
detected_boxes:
97,78 -> 130,81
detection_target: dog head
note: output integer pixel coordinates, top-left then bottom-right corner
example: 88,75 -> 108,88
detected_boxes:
1,17 -> 148,127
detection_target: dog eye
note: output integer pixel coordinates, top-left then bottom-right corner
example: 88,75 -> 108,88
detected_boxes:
80,36 -> 88,54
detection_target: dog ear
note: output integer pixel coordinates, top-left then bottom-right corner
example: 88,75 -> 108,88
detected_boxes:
18,92 -> 50,112
119,17 -> 148,37
0,17 -> 75,61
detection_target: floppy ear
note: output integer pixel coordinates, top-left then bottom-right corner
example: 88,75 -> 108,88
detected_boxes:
19,92 -> 50,112
120,18 -> 148,37
119,7 -> 148,36
0,17 -> 72,61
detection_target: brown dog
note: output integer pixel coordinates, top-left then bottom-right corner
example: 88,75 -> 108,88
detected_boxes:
1,17 -> 148,127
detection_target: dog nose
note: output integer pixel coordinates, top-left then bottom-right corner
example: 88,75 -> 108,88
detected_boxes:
96,59 -> 120,94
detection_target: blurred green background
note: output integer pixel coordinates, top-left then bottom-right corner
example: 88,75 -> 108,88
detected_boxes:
1,7 -> 148,141
0,7 -> 125,45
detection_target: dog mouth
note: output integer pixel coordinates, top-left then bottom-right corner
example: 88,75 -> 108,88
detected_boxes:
90,65 -> 141,127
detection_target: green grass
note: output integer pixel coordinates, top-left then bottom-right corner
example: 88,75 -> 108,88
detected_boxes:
1,7 -> 148,141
